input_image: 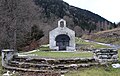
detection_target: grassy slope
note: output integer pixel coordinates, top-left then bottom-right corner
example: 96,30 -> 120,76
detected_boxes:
64,38 -> 120,76
0,57 -> 6,76
76,38 -> 110,49
82,28 -> 120,45
65,49 -> 120,76
30,38 -> 110,58
1,50 -> 120,76
65,66 -> 120,76
0,38 -> 119,76
31,51 -> 93,58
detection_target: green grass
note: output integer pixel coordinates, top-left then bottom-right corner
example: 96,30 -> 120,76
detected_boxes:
91,36 -> 120,45
76,38 -> 110,49
28,37 -> 109,58
39,47 -> 51,51
64,49 -> 120,76
0,57 -> 6,76
31,51 -> 93,58
65,66 -> 120,76
95,37 -> 118,44
0,38 -> 119,75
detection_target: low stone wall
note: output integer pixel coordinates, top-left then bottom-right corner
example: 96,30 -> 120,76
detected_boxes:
3,49 -> 118,75
93,48 -> 118,63
1,49 -> 15,67
3,55 -> 99,73
12,56 -> 96,64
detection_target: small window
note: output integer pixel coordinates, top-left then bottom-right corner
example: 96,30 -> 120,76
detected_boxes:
60,21 -> 64,28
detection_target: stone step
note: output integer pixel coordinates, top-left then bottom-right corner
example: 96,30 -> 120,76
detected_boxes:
10,61 -> 49,67
51,63 -> 99,70
4,65 -> 54,73
7,56 -> 98,72
8,61 -> 51,70
13,56 -> 96,64
4,65 -> 68,75
12,56 -> 47,64
8,60 -> 99,70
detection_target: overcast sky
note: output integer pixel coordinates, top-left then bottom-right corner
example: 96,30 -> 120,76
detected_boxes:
63,0 -> 120,23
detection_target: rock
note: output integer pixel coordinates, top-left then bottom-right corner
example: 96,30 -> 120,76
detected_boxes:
112,63 -> 120,68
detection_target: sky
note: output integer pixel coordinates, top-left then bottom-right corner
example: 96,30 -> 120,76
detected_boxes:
63,0 -> 120,23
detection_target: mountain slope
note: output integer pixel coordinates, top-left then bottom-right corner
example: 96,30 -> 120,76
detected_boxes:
34,0 -> 113,32
82,28 -> 120,45
0,0 -> 113,51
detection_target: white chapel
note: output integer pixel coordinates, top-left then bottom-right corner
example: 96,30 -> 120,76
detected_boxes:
49,19 -> 75,51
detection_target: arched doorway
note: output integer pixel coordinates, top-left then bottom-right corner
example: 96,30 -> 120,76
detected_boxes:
55,34 -> 70,50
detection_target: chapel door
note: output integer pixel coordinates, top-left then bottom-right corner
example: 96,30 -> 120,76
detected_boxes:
55,34 -> 70,51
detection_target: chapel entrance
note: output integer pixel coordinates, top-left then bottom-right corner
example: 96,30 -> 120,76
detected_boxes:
55,34 -> 70,50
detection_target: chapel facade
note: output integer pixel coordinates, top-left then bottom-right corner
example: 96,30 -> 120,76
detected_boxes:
49,19 -> 75,51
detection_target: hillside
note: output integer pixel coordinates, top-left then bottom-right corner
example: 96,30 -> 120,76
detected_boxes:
82,27 -> 120,45
0,0 -> 113,51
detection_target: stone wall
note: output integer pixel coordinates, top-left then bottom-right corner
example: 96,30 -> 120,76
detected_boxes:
94,48 -> 118,63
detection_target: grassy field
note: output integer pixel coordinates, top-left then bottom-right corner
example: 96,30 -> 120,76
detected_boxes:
0,38 -> 119,76
31,51 -> 93,58
82,28 -> 120,45
1,49 -> 120,76
94,37 -> 120,45
65,66 -> 120,76
76,38 -> 110,49
64,49 -> 120,76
